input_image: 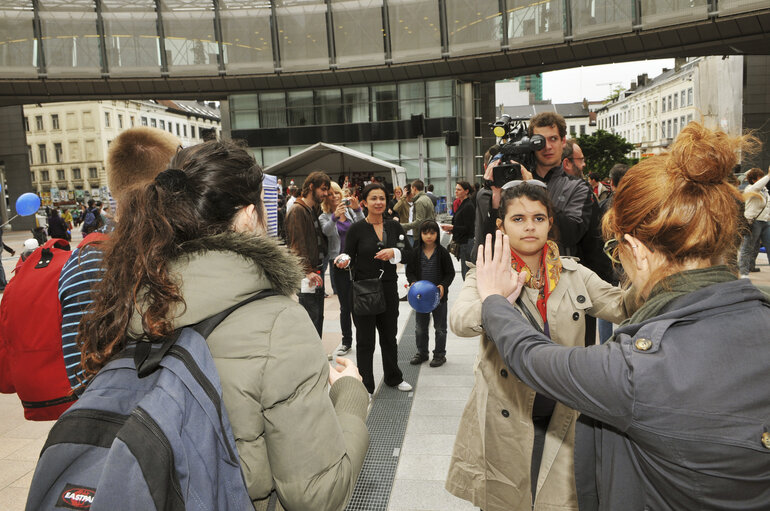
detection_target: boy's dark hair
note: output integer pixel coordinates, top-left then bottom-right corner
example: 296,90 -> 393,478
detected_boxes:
427,184 -> 434,192
87,199 -> 95,208
588,172 -> 601,182
419,219 -> 440,235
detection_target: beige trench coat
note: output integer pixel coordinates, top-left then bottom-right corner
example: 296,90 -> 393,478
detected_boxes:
446,258 -> 636,511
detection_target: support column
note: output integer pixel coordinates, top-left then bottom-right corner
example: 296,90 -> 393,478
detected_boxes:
743,55 -> 770,171
0,106 -> 35,231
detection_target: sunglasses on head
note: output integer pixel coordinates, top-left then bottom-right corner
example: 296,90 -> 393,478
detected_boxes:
501,179 -> 548,190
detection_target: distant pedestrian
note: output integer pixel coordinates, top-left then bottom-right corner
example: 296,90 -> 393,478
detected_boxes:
0,229 -> 15,291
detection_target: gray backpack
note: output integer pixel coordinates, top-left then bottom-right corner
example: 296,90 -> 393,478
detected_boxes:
26,290 -> 277,511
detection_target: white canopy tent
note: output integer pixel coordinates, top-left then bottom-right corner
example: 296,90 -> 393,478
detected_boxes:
264,142 -> 407,190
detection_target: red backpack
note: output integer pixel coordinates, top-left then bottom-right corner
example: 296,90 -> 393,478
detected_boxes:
0,238 -> 76,420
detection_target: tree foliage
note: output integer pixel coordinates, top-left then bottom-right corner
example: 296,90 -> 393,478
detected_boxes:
576,130 -> 635,180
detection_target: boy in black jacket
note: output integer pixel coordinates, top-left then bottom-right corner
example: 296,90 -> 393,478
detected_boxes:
406,220 -> 455,367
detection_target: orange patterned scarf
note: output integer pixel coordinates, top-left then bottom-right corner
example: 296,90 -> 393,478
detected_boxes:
510,240 -> 562,325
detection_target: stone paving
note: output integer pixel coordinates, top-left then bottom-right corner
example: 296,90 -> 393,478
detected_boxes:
0,225 -> 768,510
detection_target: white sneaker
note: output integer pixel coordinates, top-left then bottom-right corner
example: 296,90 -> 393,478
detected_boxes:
397,381 -> 413,392
740,274 -> 750,279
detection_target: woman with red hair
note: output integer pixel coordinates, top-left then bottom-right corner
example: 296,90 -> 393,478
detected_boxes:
474,123 -> 770,510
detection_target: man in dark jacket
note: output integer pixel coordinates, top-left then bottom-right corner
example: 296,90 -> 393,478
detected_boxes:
472,113 -> 591,261
284,171 -> 330,336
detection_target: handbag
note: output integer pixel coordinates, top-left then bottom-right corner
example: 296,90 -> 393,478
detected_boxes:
447,240 -> 460,258
351,226 -> 388,316
351,270 -> 386,316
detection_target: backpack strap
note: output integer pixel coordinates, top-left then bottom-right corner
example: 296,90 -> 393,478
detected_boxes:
78,231 -> 109,249
133,289 -> 280,377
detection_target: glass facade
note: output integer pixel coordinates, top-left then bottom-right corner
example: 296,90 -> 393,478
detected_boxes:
0,1 -> 757,77
640,0 -> 708,29
0,1 -> 37,77
229,79 -> 464,194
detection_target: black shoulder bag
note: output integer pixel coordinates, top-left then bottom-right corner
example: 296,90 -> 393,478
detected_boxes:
351,226 -> 387,316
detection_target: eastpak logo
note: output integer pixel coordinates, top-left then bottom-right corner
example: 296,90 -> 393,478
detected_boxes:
55,483 -> 95,509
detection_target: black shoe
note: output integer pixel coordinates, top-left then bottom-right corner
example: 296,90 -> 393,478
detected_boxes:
338,344 -> 352,355
429,356 -> 446,367
410,353 -> 429,365
750,268 -> 761,272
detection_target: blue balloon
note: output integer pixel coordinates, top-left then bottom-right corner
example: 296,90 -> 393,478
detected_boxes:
15,192 -> 41,216
760,246 -> 766,254
408,280 -> 441,313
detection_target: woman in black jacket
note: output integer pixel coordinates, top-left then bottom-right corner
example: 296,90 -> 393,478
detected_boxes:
339,182 -> 413,396
441,181 -> 475,279
47,208 -> 70,240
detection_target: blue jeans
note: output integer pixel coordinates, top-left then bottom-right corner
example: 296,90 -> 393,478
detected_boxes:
298,285 -> 325,337
597,318 -> 614,344
739,220 -> 770,274
331,265 -> 353,346
458,239 -> 474,281
415,300 -> 447,357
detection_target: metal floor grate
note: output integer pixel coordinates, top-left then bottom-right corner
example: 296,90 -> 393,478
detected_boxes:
345,310 -> 420,511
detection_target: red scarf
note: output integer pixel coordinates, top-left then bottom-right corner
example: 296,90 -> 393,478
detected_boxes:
510,241 -> 562,324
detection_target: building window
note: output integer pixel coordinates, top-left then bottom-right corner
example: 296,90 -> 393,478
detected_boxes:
667,119 -> 672,138
687,88 -> 693,106
104,112 -> 111,128
372,84 -> 398,122
118,114 -> 123,129
580,125 -> 586,135
570,125 -> 576,136
54,143 -> 63,163
176,123 -> 180,136
56,169 -> 65,181
343,86 -> 370,124
687,114 -> 693,124
150,118 -> 157,128
190,125 -> 195,138
72,168 -> 81,180
88,167 -> 98,179
51,114 -> 59,130
27,145 -> 33,164
24,116 -> 29,131
160,120 -> 165,130
680,90 -> 686,107
130,116 -> 135,127
31,171 -> 36,182
36,115 -> 44,130
668,96 -> 672,111
141,116 -> 148,126
41,170 -> 49,181
38,144 -> 47,163
183,125 -> 187,137
673,94 -> 678,109
168,123 -> 173,133
673,118 -> 678,136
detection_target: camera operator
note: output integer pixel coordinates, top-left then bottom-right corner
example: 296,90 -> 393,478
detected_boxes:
472,112 -> 591,261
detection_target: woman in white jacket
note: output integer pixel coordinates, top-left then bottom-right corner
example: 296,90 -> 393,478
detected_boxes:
320,182 -> 365,354
739,167 -> 770,277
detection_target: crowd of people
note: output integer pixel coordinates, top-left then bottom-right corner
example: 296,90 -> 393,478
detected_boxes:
1,110 -> 769,510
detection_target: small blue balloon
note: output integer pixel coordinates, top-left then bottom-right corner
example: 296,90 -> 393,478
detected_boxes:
761,246 -> 767,254
15,192 -> 41,216
408,280 -> 441,313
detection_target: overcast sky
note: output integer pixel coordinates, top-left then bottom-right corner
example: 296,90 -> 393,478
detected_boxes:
541,58 -> 676,103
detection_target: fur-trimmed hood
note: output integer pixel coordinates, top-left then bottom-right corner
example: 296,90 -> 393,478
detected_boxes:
178,231 -> 303,297
129,232 -> 304,335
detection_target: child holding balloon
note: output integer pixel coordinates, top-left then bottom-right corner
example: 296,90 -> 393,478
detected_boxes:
405,219 -> 455,367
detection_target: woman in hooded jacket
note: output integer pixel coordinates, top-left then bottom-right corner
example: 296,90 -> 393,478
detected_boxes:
76,140 -> 369,511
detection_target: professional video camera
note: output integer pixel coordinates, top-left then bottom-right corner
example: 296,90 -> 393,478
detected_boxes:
487,114 -> 546,188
